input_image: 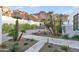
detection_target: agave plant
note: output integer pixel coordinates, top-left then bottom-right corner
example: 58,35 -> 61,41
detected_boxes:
9,43 -> 19,52
61,45 -> 69,52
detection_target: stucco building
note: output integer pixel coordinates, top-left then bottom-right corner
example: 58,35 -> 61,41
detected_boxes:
62,8 -> 79,37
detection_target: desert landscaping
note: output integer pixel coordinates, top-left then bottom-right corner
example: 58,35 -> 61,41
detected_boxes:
0,6 -> 79,52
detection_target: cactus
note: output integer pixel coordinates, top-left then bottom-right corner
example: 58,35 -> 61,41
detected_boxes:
12,16 -> 22,41
14,20 -> 19,41
8,16 -> 22,41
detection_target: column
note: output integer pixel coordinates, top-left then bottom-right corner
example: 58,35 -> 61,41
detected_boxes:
0,8 -> 2,44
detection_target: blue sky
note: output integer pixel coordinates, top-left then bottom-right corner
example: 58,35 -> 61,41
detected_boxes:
9,6 -> 76,15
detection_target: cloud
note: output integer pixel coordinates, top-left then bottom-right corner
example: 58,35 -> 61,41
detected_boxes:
73,6 -> 79,8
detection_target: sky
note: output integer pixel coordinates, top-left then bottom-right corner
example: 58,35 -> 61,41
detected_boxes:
8,6 -> 77,15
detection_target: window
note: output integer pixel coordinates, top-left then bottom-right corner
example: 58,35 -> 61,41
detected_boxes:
73,13 -> 79,30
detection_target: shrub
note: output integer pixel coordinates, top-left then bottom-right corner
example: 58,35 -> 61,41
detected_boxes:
19,24 -> 31,31
61,46 -> 69,52
2,23 -> 9,33
63,35 -> 69,39
26,39 -> 29,41
9,43 -> 19,52
0,43 -> 7,48
2,23 -> 15,33
8,29 -> 17,41
14,43 -> 19,46
48,45 -> 52,48
71,35 -> 79,41
24,43 -> 28,45
30,39 -> 34,41
30,24 -> 38,29
8,24 -> 15,32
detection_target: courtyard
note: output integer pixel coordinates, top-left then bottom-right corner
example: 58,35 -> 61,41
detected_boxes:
0,6 -> 79,52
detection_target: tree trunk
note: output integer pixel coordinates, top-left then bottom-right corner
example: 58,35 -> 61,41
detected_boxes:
47,27 -> 53,36
18,32 -> 23,41
44,23 -> 53,36
50,15 -> 56,36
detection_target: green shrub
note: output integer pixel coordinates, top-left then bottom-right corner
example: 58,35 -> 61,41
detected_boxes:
8,24 -> 15,32
30,39 -> 34,41
0,43 -> 7,48
8,29 -> 17,41
48,45 -> 52,48
24,43 -> 28,45
30,24 -> 38,29
2,23 -> 9,33
61,46 -> 69,52
14,43 -> 19,46
71,35 -> 79,41
2,23 -> 15,33
19,24 -> 31,31
26,39 -> 29,41
63,35 -> 69,39
9,43 -> 19,52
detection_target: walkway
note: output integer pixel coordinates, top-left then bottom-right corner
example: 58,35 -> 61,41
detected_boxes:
24,29 -> 45,35
2,33 -> 12,42
2,29 -> 45,42
26,40 -> 46,52
23,35 -> 79,52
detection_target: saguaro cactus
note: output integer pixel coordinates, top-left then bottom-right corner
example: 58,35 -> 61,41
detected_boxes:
14,19 -> 19,41
12,16 -> 22,41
